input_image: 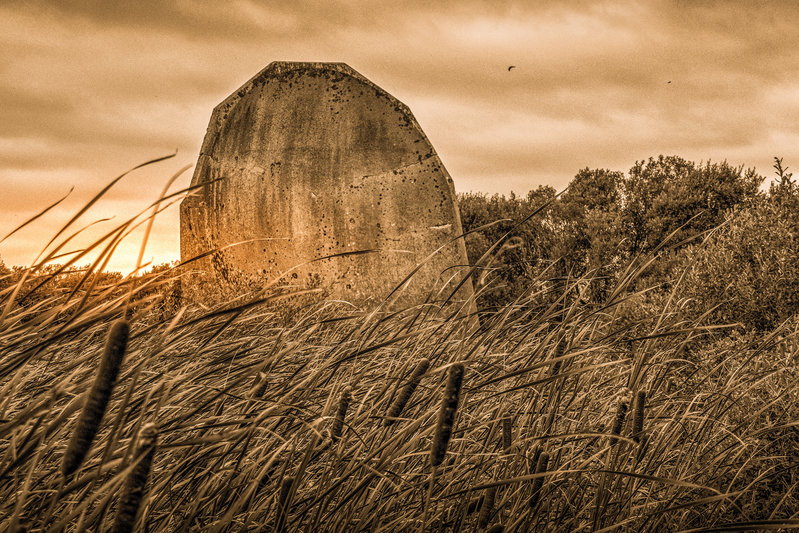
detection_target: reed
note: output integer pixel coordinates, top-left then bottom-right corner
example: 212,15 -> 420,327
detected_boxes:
530,446 -> 542,474
111,423 -> 158,533
430,363 -> 465,467
478,485 -> 497,529
62,319 -> 129,478
528,451 -> 550,510
385,358 -> 430,425
275,476 -> 294,533
636,433 -> 650,463
330,386 -> 352,442
610,388 -> 632,446
632,390 -> 646,443
3,167 -> 794,531
251,371 -> 268,399
501,415 -> 512,453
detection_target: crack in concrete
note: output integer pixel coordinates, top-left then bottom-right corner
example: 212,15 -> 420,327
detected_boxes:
359,152 -> 438,180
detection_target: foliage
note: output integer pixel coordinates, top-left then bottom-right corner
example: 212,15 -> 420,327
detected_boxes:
623,156 -> 762,255
676,195 -> 799,330
771,156 -> 796,196
551,168 -> 626,300
458,187 -> 558,311
458,155 -> 763,308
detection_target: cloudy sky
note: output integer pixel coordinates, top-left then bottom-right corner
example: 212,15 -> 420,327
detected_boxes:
2,0 -> 798,272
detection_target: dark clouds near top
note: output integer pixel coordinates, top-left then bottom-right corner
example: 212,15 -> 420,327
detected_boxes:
2,0 -> 799,271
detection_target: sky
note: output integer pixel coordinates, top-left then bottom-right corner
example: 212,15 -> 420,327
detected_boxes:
2,0 -> 798,273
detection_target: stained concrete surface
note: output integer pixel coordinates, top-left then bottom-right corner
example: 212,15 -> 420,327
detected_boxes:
180,61 -> 473,309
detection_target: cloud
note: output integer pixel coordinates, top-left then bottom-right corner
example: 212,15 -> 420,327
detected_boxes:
2,1 -> 799,271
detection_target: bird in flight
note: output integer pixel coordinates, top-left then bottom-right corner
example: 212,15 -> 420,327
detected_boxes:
508,65 -> 516,71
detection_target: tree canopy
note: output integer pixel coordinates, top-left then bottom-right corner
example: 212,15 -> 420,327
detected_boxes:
459,155 -> 767,314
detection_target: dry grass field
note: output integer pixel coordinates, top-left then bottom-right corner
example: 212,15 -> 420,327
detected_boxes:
3,169 -> 799,532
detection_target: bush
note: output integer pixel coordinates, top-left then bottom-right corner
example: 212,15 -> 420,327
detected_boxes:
458,187 -> 558,311
623,156 -> 762,256
678,197 -> 799,330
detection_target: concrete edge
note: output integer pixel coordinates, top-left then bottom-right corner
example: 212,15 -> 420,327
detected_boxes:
186,62 -> 438,187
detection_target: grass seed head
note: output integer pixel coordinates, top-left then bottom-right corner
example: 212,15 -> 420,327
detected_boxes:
636,433 -> 650,463
633,390 -> 646,443
610,387 -> 632,445
501,415 -> 512,453
385,358 -> 430,425
529,450 -> 550,510
551,336 -> 567,376
478,486 -> 498,529
111,422 -> 158,533
330,386 -> 352,441
275,476 -> 294,533
251,371 -> 268,399
62,318 -> 129,478
430,363 -> 465,467
530,445 -> 542,473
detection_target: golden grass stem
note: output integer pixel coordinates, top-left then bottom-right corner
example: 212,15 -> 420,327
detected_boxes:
421,465 -> 436,533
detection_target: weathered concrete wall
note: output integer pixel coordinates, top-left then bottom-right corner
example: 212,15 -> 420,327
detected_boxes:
180,61 -> 473,309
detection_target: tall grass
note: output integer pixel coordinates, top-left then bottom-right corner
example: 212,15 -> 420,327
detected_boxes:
2,163 -> 799,531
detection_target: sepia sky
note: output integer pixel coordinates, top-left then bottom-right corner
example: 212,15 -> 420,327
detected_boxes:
2,0 -> 799,272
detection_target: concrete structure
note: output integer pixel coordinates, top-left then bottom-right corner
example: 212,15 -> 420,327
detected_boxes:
180,61 -> 473,309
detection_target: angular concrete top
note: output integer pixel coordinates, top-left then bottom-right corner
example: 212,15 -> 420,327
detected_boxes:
180,61 -> 474,309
